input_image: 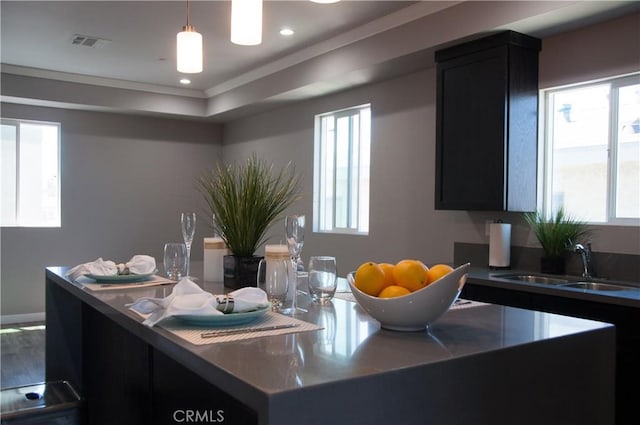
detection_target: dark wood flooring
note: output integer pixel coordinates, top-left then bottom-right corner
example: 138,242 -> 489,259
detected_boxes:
1,321 -> 46,389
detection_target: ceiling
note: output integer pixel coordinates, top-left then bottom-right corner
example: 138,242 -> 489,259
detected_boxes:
2,1 -> 639,121
1,1 -> 417,91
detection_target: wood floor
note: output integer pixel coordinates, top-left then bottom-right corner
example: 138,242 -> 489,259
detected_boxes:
0,321 -> 45,389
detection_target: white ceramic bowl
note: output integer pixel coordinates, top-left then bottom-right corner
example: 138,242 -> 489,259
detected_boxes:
347,263 -> 470,331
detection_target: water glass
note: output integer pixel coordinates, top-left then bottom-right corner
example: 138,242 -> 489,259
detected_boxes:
308,256 -> 337,303
257,256 -> 290,310
164,242 -> 187,280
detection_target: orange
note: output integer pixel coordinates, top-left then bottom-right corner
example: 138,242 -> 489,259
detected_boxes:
378,285 -> 411,298
378,263 -> 396,288
392,259 -> 429,292
354,262 -> 386,296
426,264 -> 454,285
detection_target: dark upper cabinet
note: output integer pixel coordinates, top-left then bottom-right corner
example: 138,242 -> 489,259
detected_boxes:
435,31 -> 541,211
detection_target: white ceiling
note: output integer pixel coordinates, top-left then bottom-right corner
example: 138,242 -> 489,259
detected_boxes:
2,1 -> 639,120
1,1 -> 417,91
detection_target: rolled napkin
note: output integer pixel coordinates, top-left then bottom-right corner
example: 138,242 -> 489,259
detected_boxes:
127,277 -> 269,327
117,255 -> 156,275
66,255 -> 156,281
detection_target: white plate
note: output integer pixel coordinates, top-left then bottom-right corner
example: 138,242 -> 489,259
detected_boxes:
173,305 -> 271,326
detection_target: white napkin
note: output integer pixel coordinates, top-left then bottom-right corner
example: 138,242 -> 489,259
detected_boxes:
66,255 -> 156,281
127,277 -> 270,327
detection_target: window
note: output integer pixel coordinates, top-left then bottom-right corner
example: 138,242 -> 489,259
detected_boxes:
541,74 -> 640,224
1,118 -> 61,227
313,105 -> 371,234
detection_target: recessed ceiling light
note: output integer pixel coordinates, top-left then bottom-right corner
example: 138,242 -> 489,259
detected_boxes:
180,78 -> 191,85
280,28 -> 294,36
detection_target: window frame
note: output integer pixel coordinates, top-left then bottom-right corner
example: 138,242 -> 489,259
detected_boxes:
1,117 -> 62,228
539,73 -> 640,226
313,104 -> 371,235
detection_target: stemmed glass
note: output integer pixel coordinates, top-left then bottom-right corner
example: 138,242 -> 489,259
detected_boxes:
285,214 -> 305,313
180,211 -> 196,277
285,214 -> 305,270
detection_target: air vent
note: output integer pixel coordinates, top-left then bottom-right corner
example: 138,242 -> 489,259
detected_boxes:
71,34 -> 111,48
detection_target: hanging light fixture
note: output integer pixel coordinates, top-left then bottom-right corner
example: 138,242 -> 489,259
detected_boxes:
177,0 -> 203,73
231,0 -> 263,46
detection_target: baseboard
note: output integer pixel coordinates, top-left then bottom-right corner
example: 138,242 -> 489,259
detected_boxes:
0,312 -> 46,325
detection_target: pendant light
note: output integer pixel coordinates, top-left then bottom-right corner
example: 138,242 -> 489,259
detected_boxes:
231,0 -> 263,46
177,0 -> 203,73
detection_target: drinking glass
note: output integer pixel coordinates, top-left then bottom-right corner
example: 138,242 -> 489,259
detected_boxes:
308,256 -> 337,303
257,257 -> 290,310
164,242 -> 187,280
180,211 -> 196,277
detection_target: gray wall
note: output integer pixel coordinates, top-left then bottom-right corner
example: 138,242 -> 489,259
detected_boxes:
0,104 -> 222,317
223,13 -> 640,278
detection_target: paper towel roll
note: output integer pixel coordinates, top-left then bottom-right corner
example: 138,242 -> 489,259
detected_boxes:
489,223 -> 511,268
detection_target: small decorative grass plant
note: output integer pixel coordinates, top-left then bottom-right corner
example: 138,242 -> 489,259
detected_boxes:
523,208 -> 591,259
197,154 -> 302,257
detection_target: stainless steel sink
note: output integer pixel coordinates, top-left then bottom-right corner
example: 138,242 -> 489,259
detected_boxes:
494,273 -> 640,293
495,274 -> 570,285
561,282 -> 639,292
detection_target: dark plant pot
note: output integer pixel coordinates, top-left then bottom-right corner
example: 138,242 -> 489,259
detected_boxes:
223,255 -> 263,289
540,256 -> 565,275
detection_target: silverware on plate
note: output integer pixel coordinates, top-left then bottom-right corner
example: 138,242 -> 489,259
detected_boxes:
201,323 -> 300,338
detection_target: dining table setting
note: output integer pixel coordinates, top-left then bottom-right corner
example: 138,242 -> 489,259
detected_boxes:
66,256 -> 327,346
63,211 -> 334,347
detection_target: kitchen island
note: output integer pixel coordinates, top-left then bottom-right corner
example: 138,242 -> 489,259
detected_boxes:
46,265 -> 615,425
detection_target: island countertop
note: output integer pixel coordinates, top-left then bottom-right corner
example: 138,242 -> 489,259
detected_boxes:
45,264 -> 615,425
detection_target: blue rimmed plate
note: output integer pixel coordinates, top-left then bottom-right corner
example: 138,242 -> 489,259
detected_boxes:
85,271 -> 156,284
173,304 -> 271,327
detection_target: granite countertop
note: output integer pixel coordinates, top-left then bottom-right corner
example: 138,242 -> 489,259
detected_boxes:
45,264 -> 611,394
467,266 -> 640,308
45,263 -> 616,424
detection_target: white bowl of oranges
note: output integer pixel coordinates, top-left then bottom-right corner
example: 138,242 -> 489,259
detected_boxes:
347,260 -> 470,331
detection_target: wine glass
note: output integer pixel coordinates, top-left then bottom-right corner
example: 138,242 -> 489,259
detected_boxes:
180,211 -> 196,277
285,214 -> 305,270
285,215 -> 306,313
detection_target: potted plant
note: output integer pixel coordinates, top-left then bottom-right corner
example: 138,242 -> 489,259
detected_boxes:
197,154 -> 302,289
523,208 -> 592,275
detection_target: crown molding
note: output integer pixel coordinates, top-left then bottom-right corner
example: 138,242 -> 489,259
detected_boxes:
0,64 -> 206,99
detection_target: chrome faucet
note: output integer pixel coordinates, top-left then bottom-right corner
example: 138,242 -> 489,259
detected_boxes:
574,243 -> 593,279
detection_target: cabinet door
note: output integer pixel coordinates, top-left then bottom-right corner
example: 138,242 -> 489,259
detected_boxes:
435,46 -> 508,210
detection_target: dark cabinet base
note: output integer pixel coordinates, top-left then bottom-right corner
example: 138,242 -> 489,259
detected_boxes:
46,279 -> 257,425
152,350 -> 256,425
462,282 -> 638,425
